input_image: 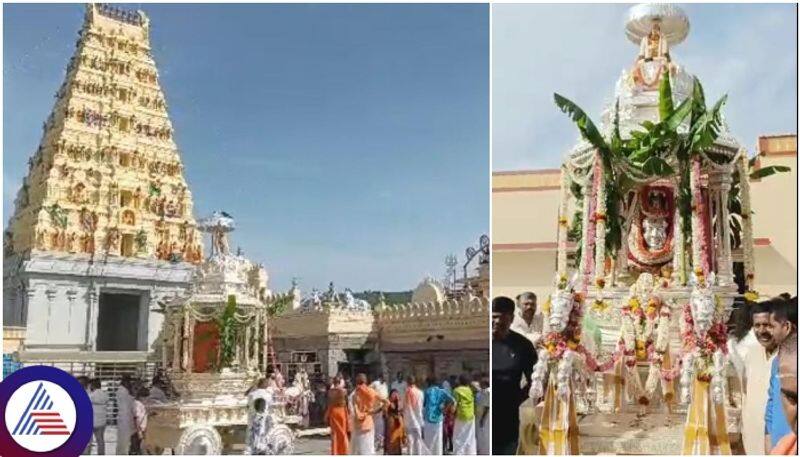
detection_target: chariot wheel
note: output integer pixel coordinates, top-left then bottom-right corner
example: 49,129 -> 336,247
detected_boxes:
175,424 -> 223,455
265,424 -> 295,455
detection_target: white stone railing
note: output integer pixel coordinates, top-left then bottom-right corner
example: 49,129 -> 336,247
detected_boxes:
375,296 -> 488,322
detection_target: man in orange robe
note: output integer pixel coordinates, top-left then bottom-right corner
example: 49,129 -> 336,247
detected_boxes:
350,373 -> 385,455
326,375 -> 349,455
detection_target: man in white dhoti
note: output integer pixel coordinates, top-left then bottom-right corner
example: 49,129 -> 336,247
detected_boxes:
742,301 -> 779,455
452,374 -> 477,455
350,373 -> 385,455
403,375 -> 426,455
115,376 -> 134,455
423,376 -> 454,455
475,377 -> 490,455
370,374 -> 389,452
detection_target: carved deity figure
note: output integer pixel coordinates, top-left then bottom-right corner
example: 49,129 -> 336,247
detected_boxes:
133,187 -> 142,208
638,23 -> 669,61
36,230 -> 47,250
631,272 -> 656,306
106,229 -> 120,251
325,282 -> 338,303
211,228 -> 230,256
643,217 -> 668,250
627,186 -> 674,271
690,273 -> 717,338
71,182 -> 87,204
165,200 -> 178,218
66,233 -> 78,253
546,289 -> 575,333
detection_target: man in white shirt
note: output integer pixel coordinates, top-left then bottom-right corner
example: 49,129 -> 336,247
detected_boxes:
115,376 -> 134,455
370,374 -> 389,451
390,371 -> 407,409
89,379 -> 108,455
511,292 -> 543,346
742,301 -> 779,455
403,375 -> 426,455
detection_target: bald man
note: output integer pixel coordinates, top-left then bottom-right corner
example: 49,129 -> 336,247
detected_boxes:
349,373 -> 384,455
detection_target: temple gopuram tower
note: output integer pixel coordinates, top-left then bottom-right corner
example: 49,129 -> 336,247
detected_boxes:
3,4 -> 202,359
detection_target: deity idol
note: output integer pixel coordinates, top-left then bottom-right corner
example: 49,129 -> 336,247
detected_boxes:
627,186 -> 674,271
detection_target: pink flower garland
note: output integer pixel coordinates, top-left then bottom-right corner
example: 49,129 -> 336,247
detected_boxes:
583,158 -> 600,292
690,158 -> 711,275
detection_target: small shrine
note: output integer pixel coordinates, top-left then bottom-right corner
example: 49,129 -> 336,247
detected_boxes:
531,4 -> 759,455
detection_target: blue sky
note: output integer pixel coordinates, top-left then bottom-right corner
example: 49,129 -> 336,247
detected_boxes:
493,3 -> 797,170
4,3 -> 489,292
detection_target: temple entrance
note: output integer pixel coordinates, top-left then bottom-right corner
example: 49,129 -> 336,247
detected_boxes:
96,292 -> 143,351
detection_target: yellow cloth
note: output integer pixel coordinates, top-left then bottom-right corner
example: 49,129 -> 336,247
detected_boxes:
682,379 -> 731,455
517,397 -> 540,454
538,379 -> 579,455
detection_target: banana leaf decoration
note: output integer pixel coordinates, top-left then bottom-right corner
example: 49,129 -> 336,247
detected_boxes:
553,69 -> 790,263
216,294 -> 238,370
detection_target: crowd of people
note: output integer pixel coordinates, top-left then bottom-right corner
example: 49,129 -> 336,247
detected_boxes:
78,371 -> 172,455
491,290 -> 798,455
318,371 -> 490,455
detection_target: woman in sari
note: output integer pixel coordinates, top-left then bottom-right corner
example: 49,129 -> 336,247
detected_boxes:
385,389 -> 406,455
325,375 -> 349,455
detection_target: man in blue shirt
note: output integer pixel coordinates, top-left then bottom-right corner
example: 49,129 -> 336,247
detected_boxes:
422,376 -> 455,455
765,298 -> 796,451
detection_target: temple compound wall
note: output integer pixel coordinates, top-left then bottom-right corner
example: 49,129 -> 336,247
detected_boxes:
270,294 -> 489,382
376,296 -> 490,381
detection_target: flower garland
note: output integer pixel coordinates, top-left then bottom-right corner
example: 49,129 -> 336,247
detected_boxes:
737,154 -> 756,293
594,158 -> 607,289
616,283 -> 673,404
583,159 -> 599,292
672,205 -> 686,286
689,157 -> 710,277
578,163 -> 595,291
556,167 -> 570,278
